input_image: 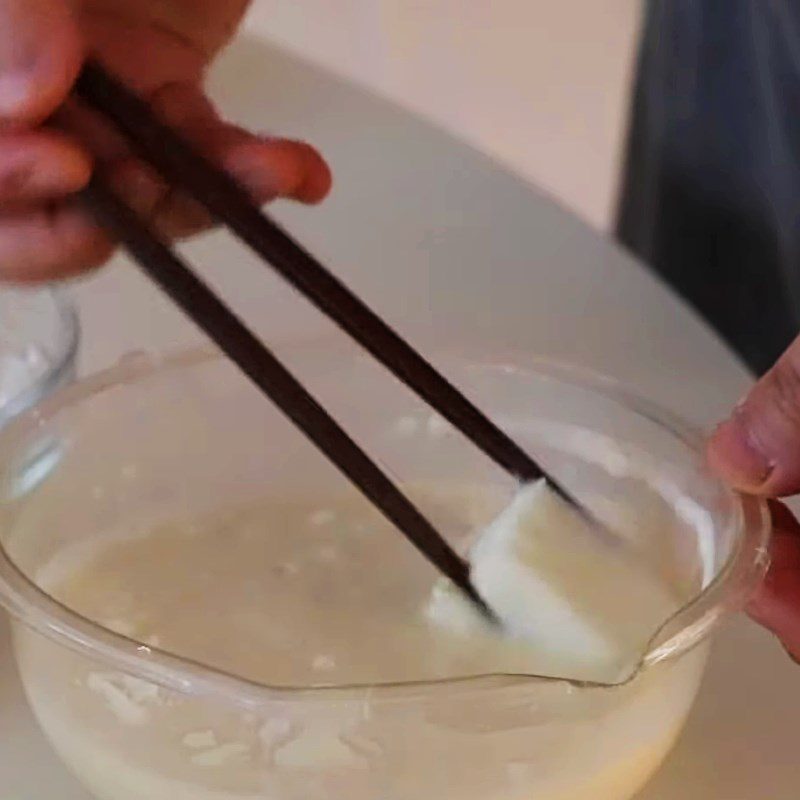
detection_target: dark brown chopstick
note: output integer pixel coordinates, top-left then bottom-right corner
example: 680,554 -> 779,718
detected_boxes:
80,176 -> 493,616
74,59 -> 581,509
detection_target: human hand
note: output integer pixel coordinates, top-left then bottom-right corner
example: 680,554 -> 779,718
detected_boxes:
0,0 -> 332,282
708,338 -> 800,660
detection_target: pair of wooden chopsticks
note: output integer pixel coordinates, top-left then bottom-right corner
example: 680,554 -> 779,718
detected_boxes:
75,59 -> 578,614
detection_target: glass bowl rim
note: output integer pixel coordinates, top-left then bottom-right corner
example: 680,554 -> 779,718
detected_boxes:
0,346 -> 771,706
0,287 -> 79,424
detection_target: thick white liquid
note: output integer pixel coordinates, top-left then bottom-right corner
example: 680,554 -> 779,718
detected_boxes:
15,488 -> 707,800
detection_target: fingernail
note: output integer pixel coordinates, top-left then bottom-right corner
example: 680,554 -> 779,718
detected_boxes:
1,157 -> 82,197
708,412 -> 775,490
26,162 -> 75,193
0,73 -> 33,117
228,165 -> 272,197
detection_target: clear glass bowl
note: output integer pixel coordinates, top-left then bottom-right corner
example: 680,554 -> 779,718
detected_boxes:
0,287 -> 78,426
0,348 -> 769,800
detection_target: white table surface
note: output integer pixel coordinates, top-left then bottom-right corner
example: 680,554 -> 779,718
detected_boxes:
1,37 -> 799,799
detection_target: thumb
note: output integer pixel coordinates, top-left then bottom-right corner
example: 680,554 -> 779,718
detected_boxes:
709,335 -> 800,496
0,0 -> 82,126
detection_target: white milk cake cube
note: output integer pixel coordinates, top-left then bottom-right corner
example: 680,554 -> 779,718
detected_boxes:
427,480 -> 677,683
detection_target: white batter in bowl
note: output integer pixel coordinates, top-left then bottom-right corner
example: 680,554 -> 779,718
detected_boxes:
0,348 -> 769,800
